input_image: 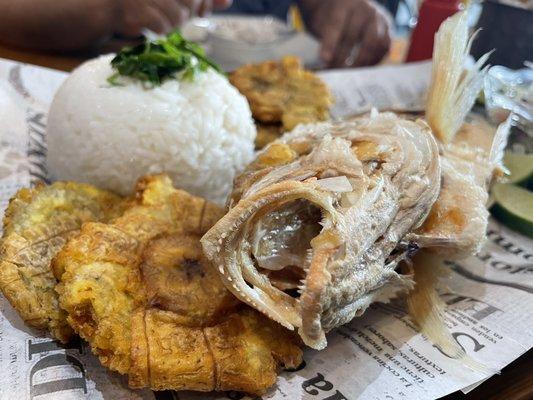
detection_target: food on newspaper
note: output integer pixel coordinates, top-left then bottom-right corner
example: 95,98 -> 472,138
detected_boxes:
0,9 -> 522,398
0,175 -> 301,394
230,56 -> 333,147
202,12 -> 510,350
46,32 -> 256,204
202,111 -> 441,349
0,182 -> 125,342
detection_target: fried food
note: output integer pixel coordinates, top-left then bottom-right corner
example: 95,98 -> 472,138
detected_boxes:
413,119 -> 509,256
54,175 -> 302,394
0,182 -> 124,341
202,12 -> 508,353
256,123 -> 283,149
202,113 -> 441,350
231,56 -> 333,147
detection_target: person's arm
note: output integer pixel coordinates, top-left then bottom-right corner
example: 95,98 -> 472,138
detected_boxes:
0,0 -> 120,51
0,0 -> 232,52
297,0 -> 392,68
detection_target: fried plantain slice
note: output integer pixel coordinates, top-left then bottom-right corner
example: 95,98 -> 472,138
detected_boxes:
231,56 -> 333,132
140,234 -> 239,326
0,182 -> 124,341
55,175 -> 302,395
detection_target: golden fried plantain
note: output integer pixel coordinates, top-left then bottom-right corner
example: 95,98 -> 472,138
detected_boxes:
0,182 -> 124,341
140,234 -> 238,326
55,175 -> 302,395
231,56 -> 333,148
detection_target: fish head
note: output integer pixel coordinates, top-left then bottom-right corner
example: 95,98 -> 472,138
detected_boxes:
202,113 -> 441,349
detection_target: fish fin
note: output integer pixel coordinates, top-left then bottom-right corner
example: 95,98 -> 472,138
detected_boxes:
374,271 -> 415,304
426,11 -> 490,144
407,251 -> 494,373
488,114 -> 513,177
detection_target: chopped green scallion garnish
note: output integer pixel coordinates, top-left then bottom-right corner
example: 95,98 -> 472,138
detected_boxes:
108,31 -> 222,86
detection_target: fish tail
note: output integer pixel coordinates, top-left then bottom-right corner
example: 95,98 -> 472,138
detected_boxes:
407,251 -> 495,374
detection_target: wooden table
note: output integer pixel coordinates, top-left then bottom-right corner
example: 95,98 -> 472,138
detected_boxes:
0,35 -> 411,71
0,44 -> 87,72
0,41 -> 531,400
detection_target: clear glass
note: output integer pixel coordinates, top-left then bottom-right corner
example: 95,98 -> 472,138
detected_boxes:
484,65 -> 533,135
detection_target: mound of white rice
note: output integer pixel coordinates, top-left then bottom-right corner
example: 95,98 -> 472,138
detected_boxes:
46,54 -> 256,204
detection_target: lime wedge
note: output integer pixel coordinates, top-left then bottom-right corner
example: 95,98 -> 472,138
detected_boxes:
504,152 -> 533,188
491,183 -> 533,238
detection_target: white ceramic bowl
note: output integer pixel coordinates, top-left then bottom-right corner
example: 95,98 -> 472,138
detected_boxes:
182,15 -> 320,71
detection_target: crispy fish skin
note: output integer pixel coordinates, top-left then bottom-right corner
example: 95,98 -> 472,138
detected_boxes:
202,112 -> 441,349
412,118 -> 510,257
0,182 -> 124,342
55,175 -> 302,394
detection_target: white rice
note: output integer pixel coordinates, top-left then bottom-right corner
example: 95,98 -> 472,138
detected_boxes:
46,54 -> 256,204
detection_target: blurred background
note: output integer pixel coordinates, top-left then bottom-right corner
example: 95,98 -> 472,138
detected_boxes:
0,0 -> 531,72
0,0 -> 531,144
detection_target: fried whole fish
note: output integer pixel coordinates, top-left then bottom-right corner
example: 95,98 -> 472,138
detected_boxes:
202,113 -> 442,349
0,182 -> 124,341
54,175 -> 302,394
202,12 -> 508,350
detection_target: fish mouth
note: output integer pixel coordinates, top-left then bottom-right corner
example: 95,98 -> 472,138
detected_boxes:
202,180 -> 339,334
248,196 -> 349,350
250,199 -> 322,291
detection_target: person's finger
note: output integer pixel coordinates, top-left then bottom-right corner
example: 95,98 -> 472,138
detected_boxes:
319,6 -> 350,64
330,10 -> 366,68
352,15 -> 391,66
116,0 -> 172,37
115,0 -> 143,37
143,3 -> 173,34
199,0 -> 213,16
352,3 -> 392,67
179,0 -> 203,16
150,0 -> 184,27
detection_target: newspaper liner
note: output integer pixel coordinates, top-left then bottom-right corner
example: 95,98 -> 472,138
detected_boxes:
0,58 -> 530,400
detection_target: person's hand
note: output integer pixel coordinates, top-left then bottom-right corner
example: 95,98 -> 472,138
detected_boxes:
299,0 -> 392,68
0,0 -> 233,51
116,0 -> 233,37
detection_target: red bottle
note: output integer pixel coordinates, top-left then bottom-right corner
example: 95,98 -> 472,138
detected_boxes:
405,0 -> 462,62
